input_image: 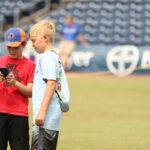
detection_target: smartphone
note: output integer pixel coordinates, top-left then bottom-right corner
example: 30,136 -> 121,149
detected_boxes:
0,67 -> 10,77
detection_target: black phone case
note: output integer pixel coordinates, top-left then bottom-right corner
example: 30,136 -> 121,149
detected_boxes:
0,67 -> 10,77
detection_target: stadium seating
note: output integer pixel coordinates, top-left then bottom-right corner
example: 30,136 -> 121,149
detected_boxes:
0,0 -> 47,24
2,0 -> 150,46
41,0 -> 150,46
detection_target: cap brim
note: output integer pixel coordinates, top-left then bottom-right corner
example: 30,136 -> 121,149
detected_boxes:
3,41 -> 22,47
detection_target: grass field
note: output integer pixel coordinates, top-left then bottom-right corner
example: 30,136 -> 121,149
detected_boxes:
8,74 -> 150,150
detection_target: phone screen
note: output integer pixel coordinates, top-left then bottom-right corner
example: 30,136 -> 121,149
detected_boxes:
0,67 -> 10,77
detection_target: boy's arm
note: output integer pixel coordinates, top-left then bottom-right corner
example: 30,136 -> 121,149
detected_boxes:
14,81 -> 33,97
6,72 -> 33,97
35,80 -> 56,126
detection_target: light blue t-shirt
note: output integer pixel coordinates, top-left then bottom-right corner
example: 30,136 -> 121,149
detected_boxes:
32,50 -> 62,131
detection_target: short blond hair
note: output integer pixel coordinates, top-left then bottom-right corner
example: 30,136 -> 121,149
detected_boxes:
29,20 -> 56,44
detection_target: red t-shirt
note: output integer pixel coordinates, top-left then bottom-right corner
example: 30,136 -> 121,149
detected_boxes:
0,55 -> 35,117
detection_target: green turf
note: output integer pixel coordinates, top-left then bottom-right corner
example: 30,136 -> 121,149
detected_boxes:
7,75 -> 150,150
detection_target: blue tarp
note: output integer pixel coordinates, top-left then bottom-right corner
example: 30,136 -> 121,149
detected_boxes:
67,45 -> 150,76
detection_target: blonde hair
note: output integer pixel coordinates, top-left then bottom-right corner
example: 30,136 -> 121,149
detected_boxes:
29,20 -> 56,44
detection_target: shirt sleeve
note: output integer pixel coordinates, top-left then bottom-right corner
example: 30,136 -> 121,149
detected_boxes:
41,53 -> 57,81
27,62 -> 36,83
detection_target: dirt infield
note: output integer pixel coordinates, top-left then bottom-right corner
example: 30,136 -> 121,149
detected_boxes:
66,71 -> 150,78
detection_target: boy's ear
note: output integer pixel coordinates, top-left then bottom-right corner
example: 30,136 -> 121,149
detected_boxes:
43,35 -> 49,42
22,41 -> 27,47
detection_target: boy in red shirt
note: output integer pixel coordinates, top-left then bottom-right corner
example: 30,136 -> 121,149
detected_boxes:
0,27 -> 35,150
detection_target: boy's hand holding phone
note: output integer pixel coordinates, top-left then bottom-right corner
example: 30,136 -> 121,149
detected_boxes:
0,67 -> 16,85
0,67 -> 10,78
0,72 -> 5,82
6,73 -> 17,85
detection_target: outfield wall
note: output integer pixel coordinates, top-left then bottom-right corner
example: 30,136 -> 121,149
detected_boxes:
1,43 -> 150,76
67,45 -> 150,76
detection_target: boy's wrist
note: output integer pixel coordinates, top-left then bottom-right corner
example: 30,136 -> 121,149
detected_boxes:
12,80 -> 17,86
39,108 -> 47,114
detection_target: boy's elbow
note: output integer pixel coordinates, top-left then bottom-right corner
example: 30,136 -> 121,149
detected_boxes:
25,91 -> 32,97
26,83 -> 33,97
28,92 -> 32,97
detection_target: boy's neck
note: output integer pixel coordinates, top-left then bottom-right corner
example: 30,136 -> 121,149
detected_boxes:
9,55 -> 24,59
44,44 -> 53,52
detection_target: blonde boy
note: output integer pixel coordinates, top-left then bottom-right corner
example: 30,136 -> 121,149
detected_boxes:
29,20 -> 62,150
